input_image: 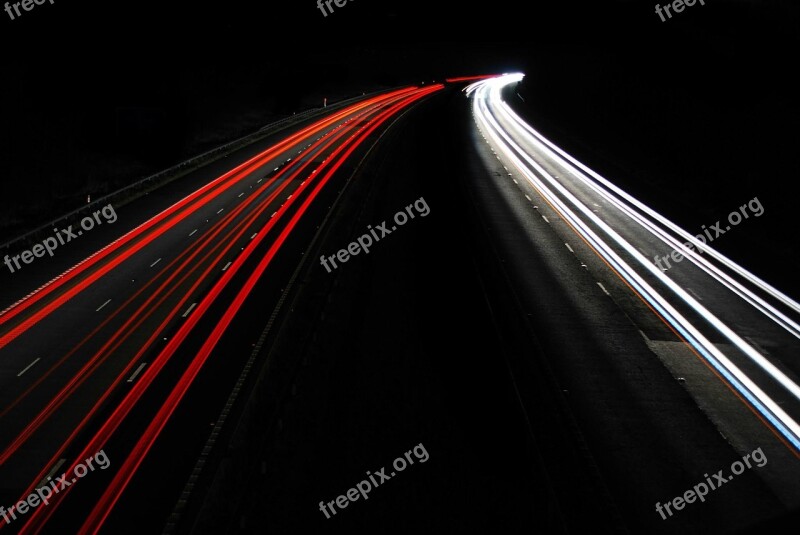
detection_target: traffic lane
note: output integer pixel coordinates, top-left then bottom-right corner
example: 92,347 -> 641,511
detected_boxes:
0,124 -> 328,404
0,87 -> 414,337
464,107 -> 790,533
0,107 -> 382,491
3,90 -> 444,532
0,95 -> 390,339
488,101 -> 800,380
0,93 -> 393,311
493,128 -> 800,445
0,94 -> 396,395
476,88 -> 800,457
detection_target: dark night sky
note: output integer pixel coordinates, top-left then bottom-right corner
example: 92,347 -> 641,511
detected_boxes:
1,1 -> 797,242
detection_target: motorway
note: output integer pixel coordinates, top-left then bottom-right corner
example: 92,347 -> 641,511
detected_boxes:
182,76 -> 800,534
0,84 -> 442,534
0,72 -> 798,534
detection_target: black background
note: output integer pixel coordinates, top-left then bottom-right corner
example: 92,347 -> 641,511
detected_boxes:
1,0 -> 798,292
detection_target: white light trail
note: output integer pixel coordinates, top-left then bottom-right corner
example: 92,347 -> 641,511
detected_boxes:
470,74 -> 800,452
